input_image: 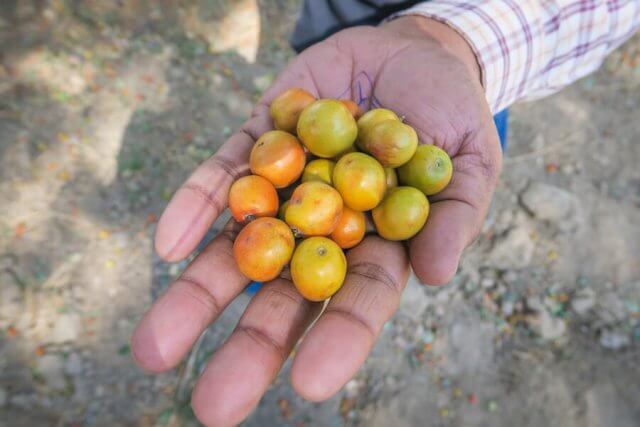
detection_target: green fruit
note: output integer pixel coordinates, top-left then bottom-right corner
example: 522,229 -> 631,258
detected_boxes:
372,186 -> 429,241
297,99 -> 357,158
398,145 -> 453,196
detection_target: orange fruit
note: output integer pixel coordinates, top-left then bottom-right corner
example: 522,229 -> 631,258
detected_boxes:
233,217 -> 295,282
365,120 -> 418,167
384,167 -> 398,191
270,88 -> 316,134
333,152 -> 386,211
398,145 -> 453,195
297,99 -> 357,158
285,181 -> 343,237
372,186 -> 429,241
356,108 -> 400,152
340,99 -> 362,119
228,175 -> 279,223
291,237 -> 347,301
301,159 -> 335,185
330,206 -> 366,249
250,130 -> 306,188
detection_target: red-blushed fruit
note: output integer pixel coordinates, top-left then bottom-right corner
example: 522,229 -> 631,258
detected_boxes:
233,217 -> 295,282
330,206 -> 366,249
270,88 -> 316,134
285,181 -> 343,237
297,99 -> 357,158
398,144 -> 453,195
372,186 -> 429,241
340,99 -> 362,119
333,152 -> 386,211
356,108 -> 400,152
228,175 -> 279,223
365,119 -> 418,168
291,237 -> 347,301
249,130 -> 306,188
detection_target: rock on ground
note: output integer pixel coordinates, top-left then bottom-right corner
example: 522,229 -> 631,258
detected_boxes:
599,330 -> 630,350
485,226 -> 535,270
520,182 -> 578,223
50,313 -> 82,344
530,309 -> 567,341
36,354 -> 66,391
571,288 -> 596,315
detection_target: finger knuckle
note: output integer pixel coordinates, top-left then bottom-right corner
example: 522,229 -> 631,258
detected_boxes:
175,275 -> 222,317
180,183 -> 226,214
208,154 -> 244,181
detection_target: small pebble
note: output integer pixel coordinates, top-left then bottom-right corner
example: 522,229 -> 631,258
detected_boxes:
422,330 -> 435,344
600,330 -> 630,350
481,277 -> 495,289
468,393 -> 478,405
488,400 -> 499,412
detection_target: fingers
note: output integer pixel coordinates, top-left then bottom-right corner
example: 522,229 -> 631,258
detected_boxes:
409,200 -> 479,285
131,221 -> 249,372
154,110 -> 272,262
192,279 -> 322,427
410,124 -> 502,285
290,236 -> 410,401
154,43 -> 350,263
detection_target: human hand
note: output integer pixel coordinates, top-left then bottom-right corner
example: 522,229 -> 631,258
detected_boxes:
131,15 -> 502,426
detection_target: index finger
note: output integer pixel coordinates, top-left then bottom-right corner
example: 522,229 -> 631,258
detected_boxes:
290,236 -> 410,401
154,109 -> 271,261
154,60 -> 325,262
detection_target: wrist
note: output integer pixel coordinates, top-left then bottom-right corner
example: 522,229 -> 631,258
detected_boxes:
382,16 -> 482,88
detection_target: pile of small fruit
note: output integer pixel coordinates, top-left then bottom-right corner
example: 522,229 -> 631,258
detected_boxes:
230,88 -> 452,301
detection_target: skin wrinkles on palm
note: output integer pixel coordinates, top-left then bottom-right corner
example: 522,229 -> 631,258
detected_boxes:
131,17 -> 502,427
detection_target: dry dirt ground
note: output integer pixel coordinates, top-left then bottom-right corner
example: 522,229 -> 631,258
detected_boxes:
1,1 -> 639,426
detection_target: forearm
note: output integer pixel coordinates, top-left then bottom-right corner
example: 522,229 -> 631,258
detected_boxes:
390,0 -> 640,112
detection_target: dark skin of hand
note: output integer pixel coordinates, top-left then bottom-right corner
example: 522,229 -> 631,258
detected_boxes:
131,16 -> 502,427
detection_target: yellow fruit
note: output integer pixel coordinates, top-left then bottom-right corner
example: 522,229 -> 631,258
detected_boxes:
301,159 -> 336,185
333,152 -> 386,211
291,237 -> 347,301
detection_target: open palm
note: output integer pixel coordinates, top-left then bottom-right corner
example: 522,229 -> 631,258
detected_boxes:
132,16 -> 502,426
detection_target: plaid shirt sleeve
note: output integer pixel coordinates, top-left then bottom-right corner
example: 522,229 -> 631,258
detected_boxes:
392,0 -> 640,113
